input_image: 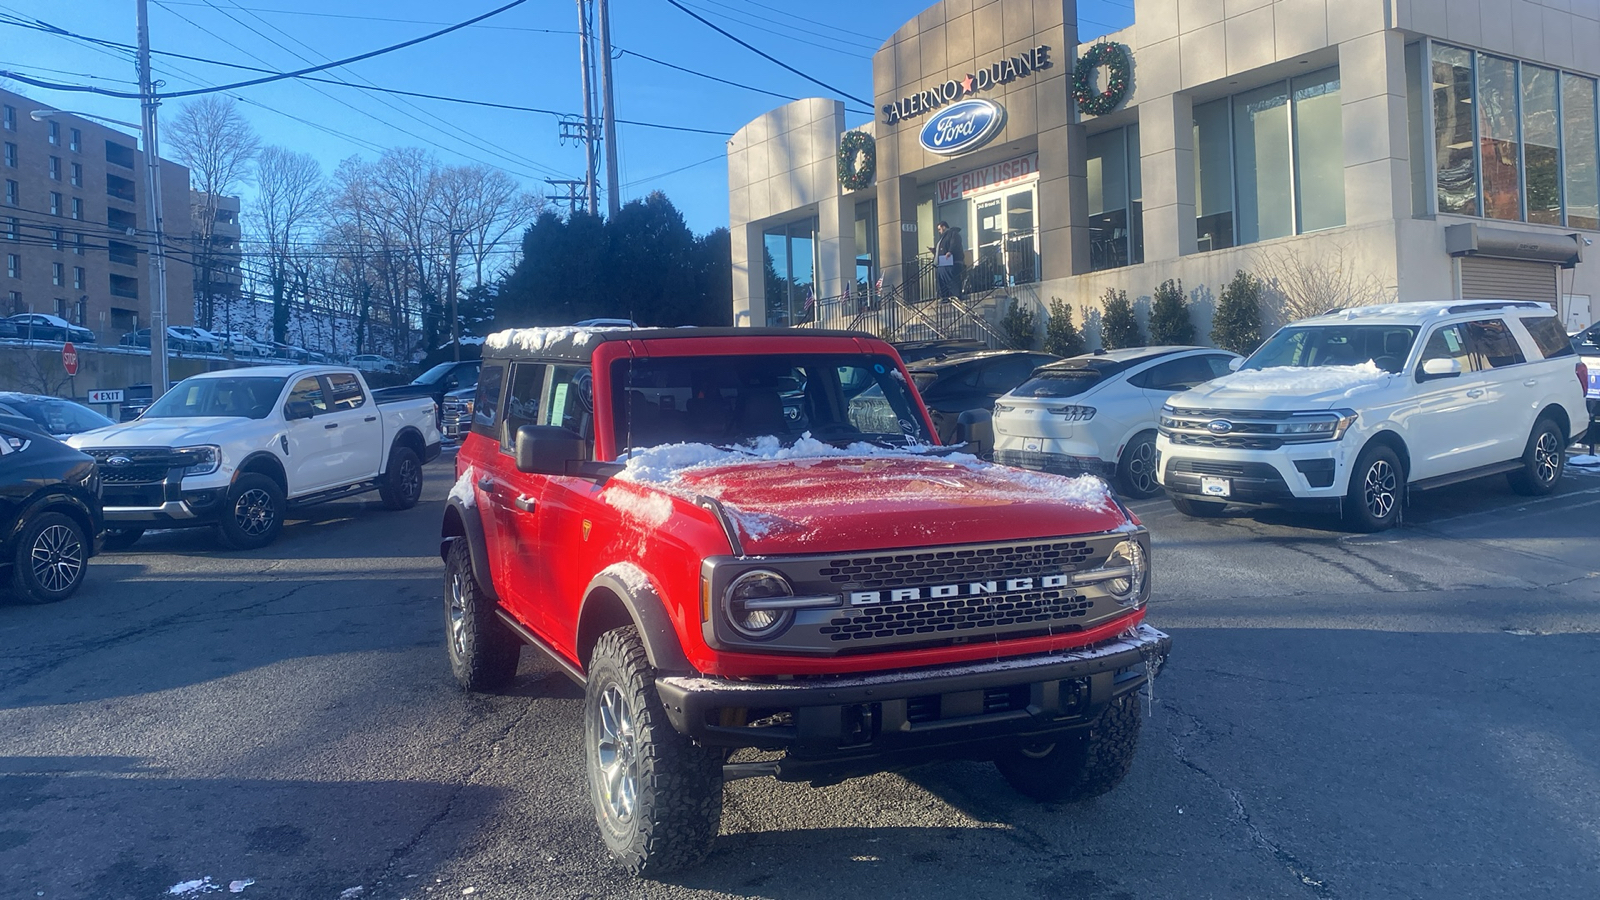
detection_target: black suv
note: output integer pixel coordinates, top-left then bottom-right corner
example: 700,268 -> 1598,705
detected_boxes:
0,426 -> 101,603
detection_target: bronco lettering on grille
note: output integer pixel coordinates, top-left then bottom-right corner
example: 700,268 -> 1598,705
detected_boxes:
848,574 -> 1071,605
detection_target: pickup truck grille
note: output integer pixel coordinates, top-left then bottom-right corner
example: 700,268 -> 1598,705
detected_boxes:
85,447 -> 180,485
441,397 -> 472,439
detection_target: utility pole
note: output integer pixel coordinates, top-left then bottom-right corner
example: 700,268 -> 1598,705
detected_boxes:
447,229 -> 464,362
596,0 -> 620,218
574,0 -> 599,217
136,0 -> 171,397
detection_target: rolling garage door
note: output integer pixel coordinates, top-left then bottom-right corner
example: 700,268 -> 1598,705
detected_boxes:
1458,257 -> 1559,303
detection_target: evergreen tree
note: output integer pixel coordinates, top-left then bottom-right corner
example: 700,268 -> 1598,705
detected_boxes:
1211,270 -> 1265,355
1043,298 -> 1086,357
1000,299 -> 1038,350
1099,288 -> 1143,350
1148,278 -> 1195,345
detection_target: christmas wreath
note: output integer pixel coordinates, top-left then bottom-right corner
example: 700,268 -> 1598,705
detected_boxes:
837,130 -> 876,192
1074,42 -> 1132,117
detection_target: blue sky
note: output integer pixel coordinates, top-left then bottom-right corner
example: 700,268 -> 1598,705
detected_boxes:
0,0 -> 1134,235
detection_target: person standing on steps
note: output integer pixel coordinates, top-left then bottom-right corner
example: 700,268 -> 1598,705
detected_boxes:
934,221 -> 965,300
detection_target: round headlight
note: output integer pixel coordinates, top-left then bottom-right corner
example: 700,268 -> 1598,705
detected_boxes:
724,569 -> 795,640
1104,539 -> 1146,605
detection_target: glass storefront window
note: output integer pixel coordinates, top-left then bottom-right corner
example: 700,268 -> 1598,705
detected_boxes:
1522,65 -> 1561,226
1432,44 -> 1478,216
1128,126 -> 1144,265
762,218 -> 817,327
853,200 -> 878,298
1234,82 -> 1294,244
1087,125 -> 1144,271
1194,99 -> 1236,251
1564,73 -> 1600,231
1478,53 -> 1522,221
1293,70 -> 1346,233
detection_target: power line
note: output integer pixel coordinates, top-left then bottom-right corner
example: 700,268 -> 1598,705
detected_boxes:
661,0 -> 871,107
617,48 -> 873,116
151,1 -> 580,35
680,0 -> 876,57
623,153 -> 723,189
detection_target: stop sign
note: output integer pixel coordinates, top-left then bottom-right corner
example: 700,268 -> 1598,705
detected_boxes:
62,341 -> 79,376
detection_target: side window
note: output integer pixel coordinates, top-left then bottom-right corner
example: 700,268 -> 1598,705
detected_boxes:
1204,354 -> 1237,378
286,376 -> 327,415
1464,318 -> 1527,370
1519,316 -> 1574,360
543,366 -> 596,443
500,362 -> 547,451
459,362 -> 480,389
323,372 -> 366,411
1417,325 -> 1473,374
472,362 -> 504,437
979,357 -> 1043,392
1132,357 -> 1204,391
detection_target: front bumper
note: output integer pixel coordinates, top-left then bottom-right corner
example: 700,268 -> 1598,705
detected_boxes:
102,472 -> 229,526
655,624 -> 1171,780
1155,433 -> 1350,510
993,448 -> 1116,479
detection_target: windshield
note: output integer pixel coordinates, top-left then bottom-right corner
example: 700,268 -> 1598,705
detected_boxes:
3,398 -> 113,434
1245,325 -> 1419,374
143,376 -> 287,419
413,363 -> 455,385
611,354 -> 931,453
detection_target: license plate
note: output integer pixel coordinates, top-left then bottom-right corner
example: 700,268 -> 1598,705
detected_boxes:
1200,476 -> 1231,497
1024,438 -> 1042,452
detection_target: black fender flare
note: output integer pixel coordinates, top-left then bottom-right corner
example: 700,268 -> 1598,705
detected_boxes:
389,426 -> 427,468
234,450 -> 289,493
579,566 -> 692,675
439,496 -> 499,604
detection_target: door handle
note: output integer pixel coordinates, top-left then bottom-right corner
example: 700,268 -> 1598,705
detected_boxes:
364,415 -> 377,422
514,494 -> 537,513
1523,379 -> 1538,387
476,477 -> 495,492
324,422 -> 339,429
1466,389 -> 1485,398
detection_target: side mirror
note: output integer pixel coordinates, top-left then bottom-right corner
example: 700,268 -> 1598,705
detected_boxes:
284,400 -> 316,421
1227,357 -> 1245,372
956,408 -> 993,455
515,424 -> 587,475
1419,358 -> 1463,380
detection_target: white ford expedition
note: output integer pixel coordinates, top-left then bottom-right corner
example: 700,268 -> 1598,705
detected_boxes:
1156,301 -> 1589,531
68,366 -> 441,549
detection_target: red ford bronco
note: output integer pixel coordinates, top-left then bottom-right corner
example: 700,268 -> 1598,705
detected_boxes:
439,327 -> 1171,873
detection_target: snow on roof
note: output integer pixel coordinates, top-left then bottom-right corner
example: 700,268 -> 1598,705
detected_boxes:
29,314 -> 74,328
484,325 -> 628,353
1214,361 -> 1391,394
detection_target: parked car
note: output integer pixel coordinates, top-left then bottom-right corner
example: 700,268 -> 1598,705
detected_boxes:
439,385 -> 474,441
0,393 -> 116,437
168,326 -> 223,354
4,314 -> 94,344
119,327 -> 206,353
268,342 -> 310,363
209,330 -> 264,357
1574,323 -> 1600,425
351,354 -> 402,374
0,424 -> 101,603
1157,300 -> 1589,531
891,338 -> 990,365
441,325 -> 1169,873
897,349 -> 1060,443
372,359 -> 481,425
117,383 -> 154,422
992,347 -> 1240,498
67,366 -> 441,550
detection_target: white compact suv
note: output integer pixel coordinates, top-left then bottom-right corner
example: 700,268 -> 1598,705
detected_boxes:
992,347 -> 1239,497
1156,301 -> 1589,531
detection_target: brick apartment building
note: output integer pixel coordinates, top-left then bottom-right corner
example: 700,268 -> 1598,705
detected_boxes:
1,87 -> 193,342
191,189 -> 242,309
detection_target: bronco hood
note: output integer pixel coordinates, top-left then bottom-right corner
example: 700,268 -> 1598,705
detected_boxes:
618,440 -> 1131,556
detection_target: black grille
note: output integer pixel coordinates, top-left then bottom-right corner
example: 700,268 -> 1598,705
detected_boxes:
1168,407 -> 1292,420
1168,459 -> 1281,479
1169,432 -> 1284,451
86,448 -> 179,485
817,588 -> 1093,643
817,541 -> 1094,591
103,483 -> 164,507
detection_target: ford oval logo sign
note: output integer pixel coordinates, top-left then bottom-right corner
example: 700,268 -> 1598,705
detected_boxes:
1206,420 -> 1234,435
919,99 -> 1006,156
106,455 -> 133,467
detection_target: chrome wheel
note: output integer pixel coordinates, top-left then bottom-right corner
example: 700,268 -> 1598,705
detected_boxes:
30,524 -> 82,594
1533,430 -> 1561,486
1363,459 -> 1397,520
594,685 -> 640,824
447,570 -> 469,658
233,488 -> 275,536
1125,440 -> 1159,495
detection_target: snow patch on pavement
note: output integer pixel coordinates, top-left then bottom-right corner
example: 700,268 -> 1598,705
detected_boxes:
168,878 -> 220,896
449,465 -> 477,508
1213,361 -> 1390,395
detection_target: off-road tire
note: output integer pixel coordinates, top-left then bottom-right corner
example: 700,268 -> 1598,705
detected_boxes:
585,626 -> 723,876
10,511 -> 89,604
100,528 -> 145,552
1116,430 -> 1162,499
1342,443 -> 1403,533
379,445 -> 424,510
215,474 -> 285,550
443,538 -> 519,691
1169,495 -> 1227,518
1506,417 -> 1565,497
995,691 -> 1142,803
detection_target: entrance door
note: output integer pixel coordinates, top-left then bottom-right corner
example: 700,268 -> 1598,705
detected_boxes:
969,185 -> 1038,292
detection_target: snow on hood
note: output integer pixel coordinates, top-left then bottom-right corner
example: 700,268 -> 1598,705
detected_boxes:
613,434 -> 1123,554
484,325 -> 627,353
1175,361 -> 1394,408
66,417 -> 253,449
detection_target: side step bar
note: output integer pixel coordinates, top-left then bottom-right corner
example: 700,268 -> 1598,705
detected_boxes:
494,608 -> 587,686
288,480 -> 381,509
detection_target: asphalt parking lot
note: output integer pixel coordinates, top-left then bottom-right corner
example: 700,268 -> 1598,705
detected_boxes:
2,455 -> 1598,900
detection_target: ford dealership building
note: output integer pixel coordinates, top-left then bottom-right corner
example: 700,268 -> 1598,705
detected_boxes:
726,0 -> 1600,339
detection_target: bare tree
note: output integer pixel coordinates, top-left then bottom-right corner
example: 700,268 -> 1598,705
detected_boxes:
253,146 -> 323,345
168,97 -> 261,329
1256,243 -> 1394,325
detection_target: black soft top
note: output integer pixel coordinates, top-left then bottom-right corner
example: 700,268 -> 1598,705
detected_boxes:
479,327 -> 877,362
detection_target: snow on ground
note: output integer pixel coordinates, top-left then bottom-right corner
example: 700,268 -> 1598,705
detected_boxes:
448,465 -> 476,509
1569,454 -> 1600,474
168,877 -> 219,895
1213,361 -> 1390,395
